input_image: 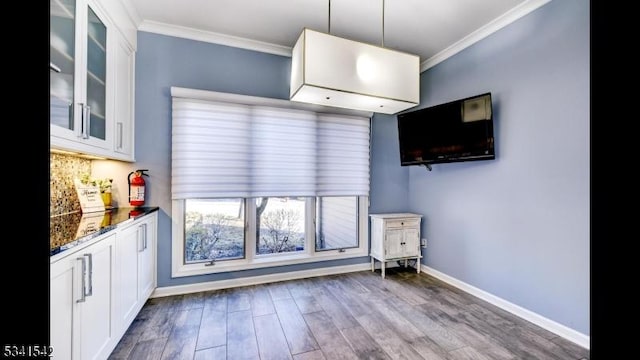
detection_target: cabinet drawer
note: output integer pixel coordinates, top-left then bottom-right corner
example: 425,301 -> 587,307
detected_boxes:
385,218 -> 420,229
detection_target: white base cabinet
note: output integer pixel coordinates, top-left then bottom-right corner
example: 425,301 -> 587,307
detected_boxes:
114,212 -> 156,338
369,213 -> 423,278
50,212 -> 157,360
50,234 -> 116,360
137,214 -> 156,301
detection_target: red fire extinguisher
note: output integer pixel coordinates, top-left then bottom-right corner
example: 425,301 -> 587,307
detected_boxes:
128,169 -> 149,207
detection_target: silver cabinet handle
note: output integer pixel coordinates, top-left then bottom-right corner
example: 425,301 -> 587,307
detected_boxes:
138,225 -> 144,252
117,122 -> 123,149
143,224 -> 148,250
50,62 -> 61,72
76,103 -> 85,138
83,105 -> 91,139
138,223 -> 148,251
76,256 -> 87,303
85,253 -> 93,297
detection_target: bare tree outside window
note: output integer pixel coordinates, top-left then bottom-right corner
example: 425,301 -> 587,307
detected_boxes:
185,199 -> 245,262
184,198 -> 308,262
256,197 -> 306,255
260,208 -> 301,253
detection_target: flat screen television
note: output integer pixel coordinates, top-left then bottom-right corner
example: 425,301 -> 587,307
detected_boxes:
397,92 -> 495,169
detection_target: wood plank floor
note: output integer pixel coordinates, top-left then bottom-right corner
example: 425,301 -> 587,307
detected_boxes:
109,267 -> 589,360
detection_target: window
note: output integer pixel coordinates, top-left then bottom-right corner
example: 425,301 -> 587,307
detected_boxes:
256,197 -> 307,255
185,199 -> 245,263
171,88 -> 371,277
316,196 -> 359,251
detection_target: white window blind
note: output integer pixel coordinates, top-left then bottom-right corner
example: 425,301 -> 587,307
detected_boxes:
172,96 -> 370,199
251,106 -> 317,197
317,114 -> 371,196
172,99 -> 252,199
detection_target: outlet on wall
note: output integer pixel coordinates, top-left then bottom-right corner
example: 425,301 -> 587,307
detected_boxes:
421,238 -> 427,248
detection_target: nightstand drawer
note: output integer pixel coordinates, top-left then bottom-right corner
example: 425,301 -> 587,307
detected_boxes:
385,218 -> 420,229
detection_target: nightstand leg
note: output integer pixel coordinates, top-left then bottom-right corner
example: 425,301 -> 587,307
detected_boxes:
404,259 -> 408,268
371,257 -> 374,272
416,258 -> 420,274
381,261 -> 386,279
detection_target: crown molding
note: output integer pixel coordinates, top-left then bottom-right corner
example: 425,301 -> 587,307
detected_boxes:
138,20 -> 293,57
119,0 -> 142,27
134,0 -> 552,72
420,0 -> 552,72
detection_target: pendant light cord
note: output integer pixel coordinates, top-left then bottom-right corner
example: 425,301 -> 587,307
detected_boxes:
382,0 -> 385,47
328,0 -> 331,34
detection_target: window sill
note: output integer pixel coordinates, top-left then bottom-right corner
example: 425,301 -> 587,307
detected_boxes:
171,247 -> 368,278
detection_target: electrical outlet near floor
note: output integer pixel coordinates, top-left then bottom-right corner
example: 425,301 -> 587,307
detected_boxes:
421,238 -> 427,248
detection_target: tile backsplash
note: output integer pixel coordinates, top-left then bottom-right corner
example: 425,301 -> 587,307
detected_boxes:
50,153 -> 91,216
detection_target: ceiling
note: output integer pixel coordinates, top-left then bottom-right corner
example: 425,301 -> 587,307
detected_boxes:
128,0 -> 544,70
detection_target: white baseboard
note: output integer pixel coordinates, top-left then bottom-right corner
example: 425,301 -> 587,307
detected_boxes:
151,263 -> 370,298
421,266 -> 590,350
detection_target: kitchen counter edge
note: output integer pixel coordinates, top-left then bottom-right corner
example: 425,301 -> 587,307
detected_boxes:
50,207 -> 159,260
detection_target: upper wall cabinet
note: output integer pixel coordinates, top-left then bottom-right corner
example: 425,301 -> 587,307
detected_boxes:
113,34 -> 135,159
50,0 -> 136,162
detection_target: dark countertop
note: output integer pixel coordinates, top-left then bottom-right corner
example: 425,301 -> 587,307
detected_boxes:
50,206 -> 159,256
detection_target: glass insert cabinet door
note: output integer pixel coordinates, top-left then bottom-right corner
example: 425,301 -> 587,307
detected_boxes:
50,0 -> 107,143
50,0 -> 76,131
85,6 -> 106,141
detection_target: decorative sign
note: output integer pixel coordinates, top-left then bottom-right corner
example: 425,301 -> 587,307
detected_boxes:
74,179 -> 105,213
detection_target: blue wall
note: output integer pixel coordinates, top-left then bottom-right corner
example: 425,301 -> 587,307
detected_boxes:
370,113 -> 409,214
411,0 -> 589,335
134,32 -> 406,287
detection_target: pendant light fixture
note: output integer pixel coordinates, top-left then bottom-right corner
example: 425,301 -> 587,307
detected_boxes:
290,0 -> 419,114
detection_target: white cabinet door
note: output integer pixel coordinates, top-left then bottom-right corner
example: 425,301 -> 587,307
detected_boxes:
50,0 -> 79,141
77,234 -> 115,360
114,222 -> 140,333
138,213 -> 156,300
50,256 -> 80,360
81,0 -> 112,151
113,32 -> 134,160
384,228 -> 404,259
403,228 -> 420,257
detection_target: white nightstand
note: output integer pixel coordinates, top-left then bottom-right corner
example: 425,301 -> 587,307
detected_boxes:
369,213 -> 423,278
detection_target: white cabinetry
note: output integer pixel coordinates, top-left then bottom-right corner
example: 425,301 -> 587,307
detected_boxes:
50,256 -> 76,360
50,0 -> 112,153
114,221 -> 139,333
369,213 -> 422,278
50,233 -> 116,360
112,34 -> 135,160
50,211 -> 157,360
50,0 -> 136,161
114,212 -> 156,336
137,213 -> 157,300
